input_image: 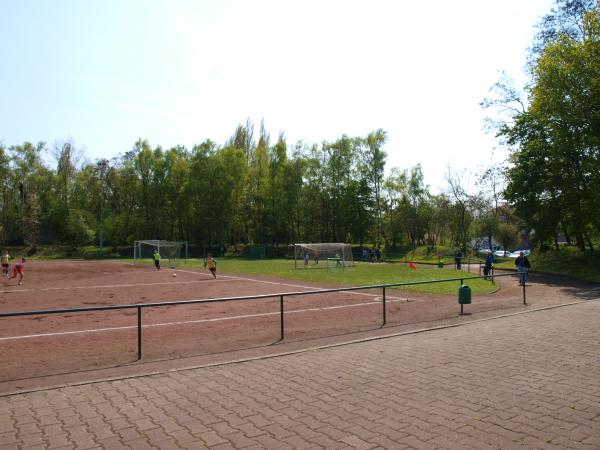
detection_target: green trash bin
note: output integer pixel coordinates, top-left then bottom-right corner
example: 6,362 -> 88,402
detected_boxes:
438,261 -> 444,268
458,285 -> 472,304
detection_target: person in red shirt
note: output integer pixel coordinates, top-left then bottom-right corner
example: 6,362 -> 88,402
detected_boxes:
9,257 -> 25,285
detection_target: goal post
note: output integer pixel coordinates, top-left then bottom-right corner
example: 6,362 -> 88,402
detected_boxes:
294,243 -> 354,269
133,240 -> 188,268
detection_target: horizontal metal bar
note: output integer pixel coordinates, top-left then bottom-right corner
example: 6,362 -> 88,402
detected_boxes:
0,272 -> 518,319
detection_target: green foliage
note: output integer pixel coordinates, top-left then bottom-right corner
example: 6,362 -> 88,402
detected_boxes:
530,247 -> 600,282
493,246 -> 600,282
497,222 -> 519,252
65,209 -> 96,245
501,5 -> 600,251
0,130 -> 518,268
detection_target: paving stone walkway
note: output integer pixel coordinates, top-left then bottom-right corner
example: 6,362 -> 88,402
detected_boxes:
1,300 -> 600,449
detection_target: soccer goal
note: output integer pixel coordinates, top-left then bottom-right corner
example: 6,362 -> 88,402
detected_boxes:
294,243 -> 354,270
133,240 -> 188,268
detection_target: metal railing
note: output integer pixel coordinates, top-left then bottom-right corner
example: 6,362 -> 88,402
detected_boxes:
0,273 -> 525,360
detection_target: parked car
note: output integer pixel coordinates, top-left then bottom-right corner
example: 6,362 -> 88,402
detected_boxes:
494,249 -> 511,257
509,249 -> 531,258
478,245 -> 502,255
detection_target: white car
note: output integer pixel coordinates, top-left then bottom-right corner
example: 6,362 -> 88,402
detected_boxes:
494,249 -> 511,257
478,245 -> 502,255
509,250 -> 531,258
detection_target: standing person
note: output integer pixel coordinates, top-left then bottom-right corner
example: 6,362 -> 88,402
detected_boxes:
454,249 -> 462,270
206,253 -> 217,279
9,257 -> 25,285
335,252 -> 343,267
1,250 -> 10,278
153,249 -> 161,270
515,251 -> 531,285
304,251 -> 310,267
483,250 -> 494,280
314,250 -> 319,265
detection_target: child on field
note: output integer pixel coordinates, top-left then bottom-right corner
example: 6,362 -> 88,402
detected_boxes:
205,253 -> 217,279
1,250 -> 10,277
153,249 -> 161,270
9,257 -> 25,285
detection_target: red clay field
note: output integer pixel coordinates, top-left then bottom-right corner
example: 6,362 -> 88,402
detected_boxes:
0,259 -> 590,393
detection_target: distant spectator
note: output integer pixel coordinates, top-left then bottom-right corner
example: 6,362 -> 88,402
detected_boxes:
454,249 -> 462,270
515,251 -> 531,285
483,250 -> 494,280
362,248 -> 369,262
375,248 -> 381,262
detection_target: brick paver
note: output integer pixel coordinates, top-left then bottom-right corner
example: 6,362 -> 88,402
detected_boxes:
1,301 -> 600,449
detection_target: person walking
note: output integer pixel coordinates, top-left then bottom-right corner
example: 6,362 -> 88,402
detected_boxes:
1,250 -> 10,278
153,249 -> 161,270
515,251 -> 531,285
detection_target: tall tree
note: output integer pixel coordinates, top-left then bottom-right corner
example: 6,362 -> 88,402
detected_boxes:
361,129 -> 388,246
503,5 -> 600,250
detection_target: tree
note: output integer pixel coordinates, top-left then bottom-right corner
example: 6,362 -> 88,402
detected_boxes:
360,129 -> 388,246
383,167 -> 408,248
445,168 -> 473,250
22,192 -> 41,248
497,222 -> 519,254
487,2 -> 600,251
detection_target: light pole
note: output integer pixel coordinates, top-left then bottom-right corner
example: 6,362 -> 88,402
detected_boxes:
96,160 -> 109,257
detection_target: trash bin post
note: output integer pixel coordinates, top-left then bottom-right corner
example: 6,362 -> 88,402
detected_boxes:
458,284 -> 472,315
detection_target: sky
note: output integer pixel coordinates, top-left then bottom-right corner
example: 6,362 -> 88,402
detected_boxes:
0,0 -> 555,193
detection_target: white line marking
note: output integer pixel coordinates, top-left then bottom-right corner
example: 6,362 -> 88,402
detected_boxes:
0,279 -> 228,294
0,298 -> 389,341
1,265 -> 409,304
173,268 -> 409,302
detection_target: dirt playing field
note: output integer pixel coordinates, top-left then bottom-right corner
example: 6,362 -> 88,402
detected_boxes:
1,259 -> 598,393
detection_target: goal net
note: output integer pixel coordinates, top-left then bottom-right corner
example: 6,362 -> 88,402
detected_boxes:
294,243 -> 354,269
133,240 -> 188,268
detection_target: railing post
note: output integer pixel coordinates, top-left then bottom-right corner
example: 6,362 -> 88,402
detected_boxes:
280,295 -> 284,341
382,286 -> 387,326
137,305 -> 142,360
523,282 -> 527,305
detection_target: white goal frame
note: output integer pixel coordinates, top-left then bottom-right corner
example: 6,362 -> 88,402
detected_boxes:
133,240 -> 188,268
294,243 -> 354,270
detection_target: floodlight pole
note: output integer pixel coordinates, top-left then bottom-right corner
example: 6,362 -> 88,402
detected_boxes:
97,160 -> 109,257
99,205 -> 104,257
